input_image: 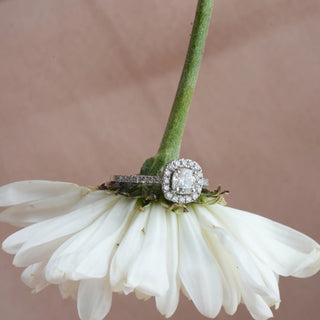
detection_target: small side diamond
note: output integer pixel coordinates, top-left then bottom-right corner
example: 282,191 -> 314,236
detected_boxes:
194,180 -> 200,187
172,160 -> 179,169
167,163 -> 174,171
172,195 -> 178,202
191,193 -> 198,201
180,159 -> 187,166
196,177 -> 203,185
163,169 -> 171,177
165,192 -> 173,200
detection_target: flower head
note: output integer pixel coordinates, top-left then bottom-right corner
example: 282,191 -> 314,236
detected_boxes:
1,180 -> 319,320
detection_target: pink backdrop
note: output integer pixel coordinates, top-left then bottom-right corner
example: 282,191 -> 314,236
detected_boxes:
0,0 -> 319,319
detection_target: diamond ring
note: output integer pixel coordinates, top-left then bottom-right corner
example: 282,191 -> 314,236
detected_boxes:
114,159 -> 208,204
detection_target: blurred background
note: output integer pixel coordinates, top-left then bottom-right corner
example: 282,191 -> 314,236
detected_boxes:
0,0 -> 319,319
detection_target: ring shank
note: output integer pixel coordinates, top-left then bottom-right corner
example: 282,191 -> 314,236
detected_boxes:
114,175 -> 162,184
114,175 -> 208,186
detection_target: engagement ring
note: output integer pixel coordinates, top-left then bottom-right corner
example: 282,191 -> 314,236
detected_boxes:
114,159 -> 208,204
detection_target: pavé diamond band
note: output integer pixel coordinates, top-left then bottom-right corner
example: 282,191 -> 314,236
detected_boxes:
114,175 -> 163,184
114,159 -> 209,204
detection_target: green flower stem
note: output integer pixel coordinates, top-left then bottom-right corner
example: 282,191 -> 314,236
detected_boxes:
140,0 -> 214,176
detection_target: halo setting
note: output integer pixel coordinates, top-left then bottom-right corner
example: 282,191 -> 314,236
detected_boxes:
162,159 -> 204,204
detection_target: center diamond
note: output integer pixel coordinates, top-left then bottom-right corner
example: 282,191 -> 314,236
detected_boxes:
171,168 -> 194,195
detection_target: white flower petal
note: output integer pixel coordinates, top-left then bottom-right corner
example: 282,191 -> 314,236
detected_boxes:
21,261 -> 49,293
77,278 -> 112,320
211,204 -> 320,277
1,175 -> 319,320
292,247 -> 320,277
59,281 -> 79,300
196,205 -> 281,308
0,187 -> 89,227
7,192 -> 116,266
109,205 -> 150,291
123,286 -> 133,295
180,282 -> 191,300
0,180 -> 80,206
241,287 -> 273,320
1,191 -> 108,255
196,207 -> 278,304
45,197 -> 136,282
2,225 -> 37,255
202,235 -> 241,313
126,204 -> 169,296
251,256 -> 281,309
156,211 -> 180,318
178,209 -> 223,318
194,205 -> 241,315
135,289 -> 151,301
213,227 -> 279,306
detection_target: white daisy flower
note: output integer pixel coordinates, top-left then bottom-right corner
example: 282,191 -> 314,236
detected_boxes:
0,180 -> 319,320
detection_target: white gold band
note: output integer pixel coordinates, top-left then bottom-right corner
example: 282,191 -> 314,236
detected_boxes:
114,175 -> 162,184
114,174 -> 208,186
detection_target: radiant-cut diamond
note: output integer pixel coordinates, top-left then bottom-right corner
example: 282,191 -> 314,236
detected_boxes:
171,168 -> 195,195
